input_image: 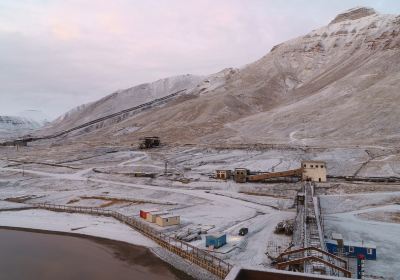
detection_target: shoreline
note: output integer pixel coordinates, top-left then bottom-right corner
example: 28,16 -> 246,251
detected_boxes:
0,210 -> 218,280
0,226 -> 194,280
0,225 -> 152,247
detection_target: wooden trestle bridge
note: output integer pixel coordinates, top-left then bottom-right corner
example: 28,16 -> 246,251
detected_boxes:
275,182 -> 351,278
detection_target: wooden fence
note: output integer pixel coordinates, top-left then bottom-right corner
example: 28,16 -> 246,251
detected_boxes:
32,203 -> 232,279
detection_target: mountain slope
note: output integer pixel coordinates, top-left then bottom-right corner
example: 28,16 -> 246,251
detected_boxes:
0,110 -> 48,139
42,74 -> 204,134
40,7 -> 400,147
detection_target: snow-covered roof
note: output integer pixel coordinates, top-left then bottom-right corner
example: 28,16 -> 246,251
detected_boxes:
140,208 -> 159,213
158,214 -> 179,219
302,160 -> 326,164
207,232 -> 226,238
331,232 -> 343,240
148,211 -> 169,216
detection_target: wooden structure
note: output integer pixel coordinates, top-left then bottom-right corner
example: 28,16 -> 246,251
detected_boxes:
289,182 -> 352,277
139,136 -> 160,149
155,214 -> 180,227
276,247 -> 351,278
247,168 -> 303,182
132,172 -> 156,178
32,203 -> 232,279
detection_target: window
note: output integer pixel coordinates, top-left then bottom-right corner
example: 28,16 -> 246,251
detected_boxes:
321,165 -> 324,168
311,165 -> 313,168
303,164 -> 307,168
165,218 -> 169,222
349,246 -> 354,253
367,248 -> 373,255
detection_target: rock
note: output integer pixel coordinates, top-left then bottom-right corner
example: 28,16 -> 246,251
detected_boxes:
330,7 -> 377,24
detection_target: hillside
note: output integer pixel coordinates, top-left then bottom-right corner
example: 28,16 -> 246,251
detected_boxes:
40,7 -> 400,148
42,74 -> 204,135
0,110 -> 48,139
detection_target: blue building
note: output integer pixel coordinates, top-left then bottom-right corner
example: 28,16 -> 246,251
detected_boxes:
206,233 -> 227,249
325,239 -> 377,260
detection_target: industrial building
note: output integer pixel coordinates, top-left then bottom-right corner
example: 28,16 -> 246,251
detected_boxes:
216,169 -> 232,180
155,214 -> 180,227
325,239 -> 377,260
139,208 -> 159,219
221,161 -> 327,183
206,233 -> 227,249
301,160 -> 327,182
146,211 -> 169,223
234,168 -> 249,183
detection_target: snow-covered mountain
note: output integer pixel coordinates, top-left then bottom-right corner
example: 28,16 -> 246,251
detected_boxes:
43,74 -> 204,134
0,110 -> 49,139
39,7 -> 400,147
18,110 -> 49,125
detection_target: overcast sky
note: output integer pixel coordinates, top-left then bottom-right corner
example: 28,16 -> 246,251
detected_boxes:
1,0 -> 399,119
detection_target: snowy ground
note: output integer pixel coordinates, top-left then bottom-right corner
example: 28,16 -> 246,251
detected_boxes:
0,209 -> 156,248
322,196 -> 400,280
1,144 -> 400,278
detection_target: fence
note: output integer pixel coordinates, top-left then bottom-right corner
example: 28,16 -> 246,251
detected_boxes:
32,203 -> 232,279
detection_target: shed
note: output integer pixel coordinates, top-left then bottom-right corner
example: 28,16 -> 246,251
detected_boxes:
139,208 -> 159,219
325,239 -> 377,260
206,233 -> 227,249
155,214 -> 180,227
216,170 -> 232,180
146,211 -> 169,223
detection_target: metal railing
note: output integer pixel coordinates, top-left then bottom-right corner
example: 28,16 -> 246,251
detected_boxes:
32,203 -> 232,278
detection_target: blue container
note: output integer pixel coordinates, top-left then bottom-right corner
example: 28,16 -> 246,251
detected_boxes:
325,239 -> 377,260
206,233 -> 227,249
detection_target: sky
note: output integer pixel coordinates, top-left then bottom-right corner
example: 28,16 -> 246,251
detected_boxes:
1,0 -> 399,120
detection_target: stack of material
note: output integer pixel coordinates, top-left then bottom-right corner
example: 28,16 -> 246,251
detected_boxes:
274,220 -> 294,235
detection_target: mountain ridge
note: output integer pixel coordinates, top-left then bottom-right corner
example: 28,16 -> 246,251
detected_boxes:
0,110 -> 49,139
38,7 -> 400,147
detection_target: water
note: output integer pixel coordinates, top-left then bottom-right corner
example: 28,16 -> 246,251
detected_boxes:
0,228 -> 194,280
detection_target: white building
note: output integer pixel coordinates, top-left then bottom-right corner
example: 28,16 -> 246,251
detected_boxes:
301,161 -> 327,182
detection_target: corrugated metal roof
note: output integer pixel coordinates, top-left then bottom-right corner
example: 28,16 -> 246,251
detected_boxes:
331,232 -> 343,240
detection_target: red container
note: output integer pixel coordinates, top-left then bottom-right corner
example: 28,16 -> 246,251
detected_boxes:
140,209 -> 159,219
140,210 -> 148,219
